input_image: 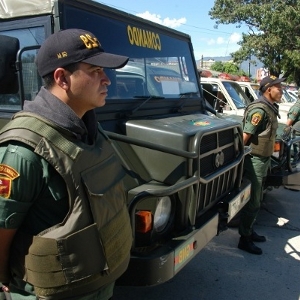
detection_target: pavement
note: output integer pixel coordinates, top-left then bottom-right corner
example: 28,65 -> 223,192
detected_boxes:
114,186 -> 300,300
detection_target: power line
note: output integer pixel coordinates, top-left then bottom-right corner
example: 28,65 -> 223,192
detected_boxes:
98,1 -> 236,36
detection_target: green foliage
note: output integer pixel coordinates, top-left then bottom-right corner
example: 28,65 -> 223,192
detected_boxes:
209,0 -> 300,85
210,61 -> 247,76
210,61 -> 224,72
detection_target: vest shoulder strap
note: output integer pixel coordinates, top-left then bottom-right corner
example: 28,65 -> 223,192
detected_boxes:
0,112 -> 81,160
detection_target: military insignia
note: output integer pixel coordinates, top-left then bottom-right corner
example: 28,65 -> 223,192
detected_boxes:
193,120 -> 210,126
0,177 -> 12,198
251,112 -> 262,126
0,164 -> 19,198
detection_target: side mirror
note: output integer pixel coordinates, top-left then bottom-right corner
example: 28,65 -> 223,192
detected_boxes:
0,35 -> 20,93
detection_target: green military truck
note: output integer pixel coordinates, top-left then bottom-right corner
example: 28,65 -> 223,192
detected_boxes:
0,0 -> 252,287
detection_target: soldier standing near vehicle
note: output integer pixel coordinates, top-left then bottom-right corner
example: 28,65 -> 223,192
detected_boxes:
0,28 -> 132,300
286,88 -> 300,127
285,89 -> 300,163
238,75 -> 284,255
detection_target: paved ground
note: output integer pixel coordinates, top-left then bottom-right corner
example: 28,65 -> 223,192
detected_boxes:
114,186 -> 300,300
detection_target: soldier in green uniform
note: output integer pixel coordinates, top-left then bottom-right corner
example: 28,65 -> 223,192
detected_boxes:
286,91 -> 300,164
238,75 -> 284,255
0,29 -> 132,300
287,89 -> 300,126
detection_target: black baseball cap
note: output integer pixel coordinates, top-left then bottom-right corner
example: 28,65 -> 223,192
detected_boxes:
259,75 -> 285,92
36,28 -> 129,77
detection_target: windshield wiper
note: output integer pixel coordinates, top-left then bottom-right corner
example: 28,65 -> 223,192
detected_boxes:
231,98 -> 246,109
134,95 -> 165,99
179,91 -> 199,98
127,95 -> 165,116
175,92 -> 202,113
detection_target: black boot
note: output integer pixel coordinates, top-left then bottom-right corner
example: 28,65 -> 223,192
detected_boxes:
251,231 -> 266,242
238,236 -> 262,255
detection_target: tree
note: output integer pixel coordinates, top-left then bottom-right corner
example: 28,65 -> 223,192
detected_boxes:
209,0 -> 300,85
210,61 -> 224,72
210,61 -> 247,76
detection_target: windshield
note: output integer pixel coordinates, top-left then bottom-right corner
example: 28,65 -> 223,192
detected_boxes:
0,7 -> 201,112
223,81 -> 251,109
282,89 -> 296,103
111,58 -> 198,99
250,84 -> 260,97
287,91 -> 298,102
61,7 -> 200,102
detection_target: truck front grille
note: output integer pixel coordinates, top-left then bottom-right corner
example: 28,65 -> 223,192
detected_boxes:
197,168 -> 235,212
195,127 -> 241,213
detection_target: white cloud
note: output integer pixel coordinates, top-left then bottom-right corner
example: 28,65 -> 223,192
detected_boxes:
229,32 -> 241,44
216,37 -> 225,44
207,39 -> 215,45
136,11 -> 186,29
163,17 -> 187,28
203,32 -> 241,48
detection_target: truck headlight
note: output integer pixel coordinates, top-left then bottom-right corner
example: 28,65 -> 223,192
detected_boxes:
153,196 -> 171,232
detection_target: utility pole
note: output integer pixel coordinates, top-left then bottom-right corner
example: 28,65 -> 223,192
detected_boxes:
248,56 -> 251,77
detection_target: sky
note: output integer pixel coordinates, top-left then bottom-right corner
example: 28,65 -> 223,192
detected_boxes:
97,0 -> 248,61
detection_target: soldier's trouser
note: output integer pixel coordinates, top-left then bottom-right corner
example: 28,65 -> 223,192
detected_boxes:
239,155 -> 270,237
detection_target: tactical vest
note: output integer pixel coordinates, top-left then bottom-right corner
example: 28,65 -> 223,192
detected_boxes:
0,112 -> 132,299
243,101 -> 278,157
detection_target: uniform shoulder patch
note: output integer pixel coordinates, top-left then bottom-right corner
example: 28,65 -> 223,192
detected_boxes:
0,177 -> 12,198
0,164 -> 19,179
251,112 -> 262,126
0,164 -> 19,198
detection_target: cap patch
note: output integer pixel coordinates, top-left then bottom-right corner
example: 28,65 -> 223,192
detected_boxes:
251,112 -> 262,126
80,34 -> 100,50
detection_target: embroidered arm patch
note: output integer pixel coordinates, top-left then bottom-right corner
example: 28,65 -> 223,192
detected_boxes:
0,164 -> 20,198
251,112 -> 262,126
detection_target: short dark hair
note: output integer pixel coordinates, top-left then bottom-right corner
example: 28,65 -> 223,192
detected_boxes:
42,63 -> 80,89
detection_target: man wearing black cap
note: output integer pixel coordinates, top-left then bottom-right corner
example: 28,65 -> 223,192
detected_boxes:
0,29 -> 132,300
238,75 -> 284,255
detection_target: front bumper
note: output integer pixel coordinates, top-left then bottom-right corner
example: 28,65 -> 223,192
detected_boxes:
117,179 -> 251,286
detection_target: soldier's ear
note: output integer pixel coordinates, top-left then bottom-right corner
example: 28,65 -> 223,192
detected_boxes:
54,68 -> 69,90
